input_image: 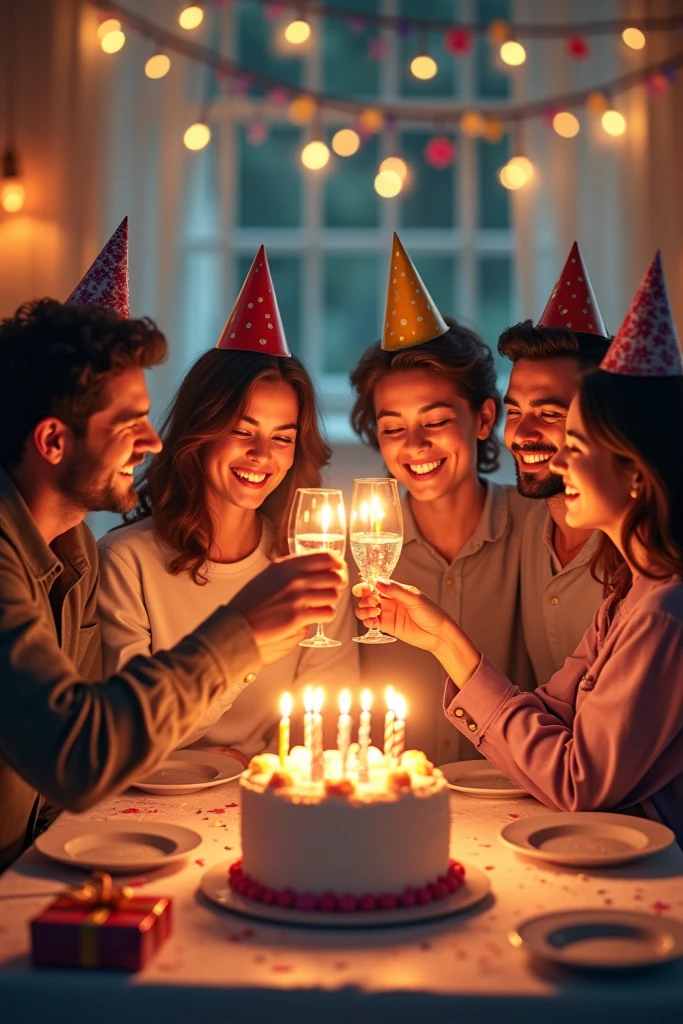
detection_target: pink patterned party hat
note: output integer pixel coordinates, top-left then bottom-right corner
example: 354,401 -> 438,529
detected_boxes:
66,218 -> 129,318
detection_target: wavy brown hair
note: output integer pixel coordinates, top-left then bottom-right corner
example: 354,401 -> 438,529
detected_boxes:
349,317 -> 501,474
579,370 -> 683,600
129,350 -> 330,583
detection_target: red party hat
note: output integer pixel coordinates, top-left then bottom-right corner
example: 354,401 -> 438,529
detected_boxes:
216,247 -> 290,357
66,217 -> 129,318
537,241 -> 608,337
601,251 -> 683,377
381,234 -> 449,351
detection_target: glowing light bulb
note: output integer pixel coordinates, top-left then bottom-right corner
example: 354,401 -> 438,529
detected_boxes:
101,30 -> 125,54
552,111 -> 580,138
500,40 -> 526,66
179,6 -> 204,30
602,110 -> 626,136
97,18 -> 121,40
498,161 -> 527,190
145,54 -> 171,79
183,122 -> 211,150
507,155 -> 534,183
284,19 -> 311,45
459,111 -> 486,137
411,54 -> 438,80
301,140 -> 330,170
379,156 -> 408,181
622,27 -> 645,50
332,128 -> 360,157
1,180 -> 25,213
374,169 -> 403,198
288,95 -> 316,124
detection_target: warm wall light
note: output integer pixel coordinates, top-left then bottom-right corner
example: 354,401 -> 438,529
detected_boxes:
179,6 -> 204,30
379,156 -> 408,181
374,169 -> 403,197
332,128 -> 360,156
284,19 -> 311,45
552,111 -> 580,138
145,54 -> 171,79
1,148 -> 25,213
97,18 -> 121,40
507,155 -> 534,183
101,29 -> 125,53
500,40 -> 526,66
183,122 -> 211,150
411,54 -> 438,80
602,109 -> 627,136
301,140 -> 330,170
622,27 -> 646,50
498,161 -> 528,190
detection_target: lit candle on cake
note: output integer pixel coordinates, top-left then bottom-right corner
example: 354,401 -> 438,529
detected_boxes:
393,694 -> 406,764
303,685 -> 314,772
358,689 -> 372,782
279,692 -> 292,768
312,685 -> 324,782
384,685 -> 396,763
337,690 -> 352,777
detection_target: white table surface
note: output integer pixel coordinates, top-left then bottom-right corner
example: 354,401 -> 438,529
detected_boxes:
2,782 -> 683,1024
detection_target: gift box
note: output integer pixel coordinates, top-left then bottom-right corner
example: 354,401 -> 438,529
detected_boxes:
31,871 -> 172,971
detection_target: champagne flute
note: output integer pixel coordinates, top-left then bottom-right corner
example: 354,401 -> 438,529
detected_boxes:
288,488 -> 346,648
350,478 -> 403,645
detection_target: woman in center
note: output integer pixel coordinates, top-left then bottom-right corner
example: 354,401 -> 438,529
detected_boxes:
97,248 -> 357,763
348,236 -> 534,766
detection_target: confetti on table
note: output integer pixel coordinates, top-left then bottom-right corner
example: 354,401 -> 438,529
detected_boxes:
653,901 -> 671,913
122,808 -> 141,814
485,866 -> 495,871
194,858 -> 205,867
209,808 -> 225,814
272,963 -> 293,973
508,813 -> 519,819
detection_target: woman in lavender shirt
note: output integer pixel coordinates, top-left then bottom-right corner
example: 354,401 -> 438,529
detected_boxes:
355,253 -> 683,844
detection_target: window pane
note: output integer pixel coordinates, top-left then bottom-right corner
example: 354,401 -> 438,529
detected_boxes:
238,124 -> 303,227
182,251 -> 223,364
399,0 -> 459,98
409,255 -> 457,320
399,131 -> 456,228
478,135 -> 510,229
324,134 -> 380,228
183,129 -> 221,242
323,254 -> 380,373
477,256 -> 513,373
238,254 -> 302,357
323,0 -> 380,98
475,0 -> 512,99
236,0 -> 303,90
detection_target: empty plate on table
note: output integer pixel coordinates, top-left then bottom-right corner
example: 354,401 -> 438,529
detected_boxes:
500,811 -> 675,867
510,909 -> 683,971
35,821 -> 202,873
131,749 -> 244,795
439,760 -> 529,798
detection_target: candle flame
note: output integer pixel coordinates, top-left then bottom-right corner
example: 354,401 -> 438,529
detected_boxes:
385,685 -> 395,711
280,692 -> 293,718
313,686 -> 324,713
321,503 -> 332,534
394,694 -> 407,721
361,689 -> 373,712
304,685 -> 314,713
339,689 -> 351,715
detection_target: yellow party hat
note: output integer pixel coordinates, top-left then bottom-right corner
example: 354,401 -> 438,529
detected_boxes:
381,234 -> 449,351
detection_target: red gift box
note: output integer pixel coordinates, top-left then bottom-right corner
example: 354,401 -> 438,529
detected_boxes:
31,872 -> 172,971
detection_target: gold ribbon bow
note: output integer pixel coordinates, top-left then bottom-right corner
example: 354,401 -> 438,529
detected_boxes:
68,871 -> 134,911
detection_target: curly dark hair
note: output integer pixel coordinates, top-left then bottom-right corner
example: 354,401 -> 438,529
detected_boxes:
498,319 -> 611,369
0,298 -> 167,467
349,316 -> 501,474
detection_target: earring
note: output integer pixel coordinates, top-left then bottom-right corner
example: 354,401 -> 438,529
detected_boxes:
630,487 -> 639,499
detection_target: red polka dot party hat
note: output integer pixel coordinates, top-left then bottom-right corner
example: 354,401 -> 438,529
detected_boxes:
65,217 -> 129,318
537,241 -> 608,337
216,246 -> 291,357
601,251 -> 683,377
381,234 -> 449,351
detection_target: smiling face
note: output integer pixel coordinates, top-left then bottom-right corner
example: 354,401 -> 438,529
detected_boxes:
503,357 -> 583,499
373,367 -> 495,502
550,396 -> 637,535
203,379 -> 298,511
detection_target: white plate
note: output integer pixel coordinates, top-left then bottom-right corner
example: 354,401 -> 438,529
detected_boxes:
500,811 -> 675,867
510,909 -> 683,971
439,760 -> 529,798
36,821 -> 203,873
131,750 -> 244,795
200,860 -> 490,928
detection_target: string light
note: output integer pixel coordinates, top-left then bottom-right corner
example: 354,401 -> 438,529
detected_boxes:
100,29 -> 125,53
332,128 -> 360,156
1,148 -> 24,214
552,111 -> 580,138
379,156 -> 408,180
288,95 -> 316,124
411,54 -> 438,80
97,18 -> 121,40
358,108 -> 384,134
586,91 -> 609,114
145,54 -> 171,79
284,19 -> 312,45
601,109 -> 627,136
507,155 -> 534,184
622,27 -> 646,50
374,169 -> 403,197
500,40 -> 526,66
459,111 -> 487,137
183,122 -> 211,150
498,161 -> 528,190
179,6 -> 204,31
301,139 -> 330,170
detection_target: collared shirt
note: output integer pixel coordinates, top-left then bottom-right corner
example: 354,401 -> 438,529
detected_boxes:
359,481 -> 535,767
520,500 -> 604,685
444,574 -> 683,848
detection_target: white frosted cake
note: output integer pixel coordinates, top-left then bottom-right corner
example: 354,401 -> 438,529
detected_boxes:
229,746 -> 464,913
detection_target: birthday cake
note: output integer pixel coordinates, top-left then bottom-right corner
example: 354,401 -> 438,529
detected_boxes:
229,745 -> 462,913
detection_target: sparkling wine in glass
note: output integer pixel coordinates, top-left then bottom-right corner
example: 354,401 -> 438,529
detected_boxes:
289,488 -> 346,649
350,478 -> 403,645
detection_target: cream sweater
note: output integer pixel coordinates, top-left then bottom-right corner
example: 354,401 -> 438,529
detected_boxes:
97,516 -> 359,759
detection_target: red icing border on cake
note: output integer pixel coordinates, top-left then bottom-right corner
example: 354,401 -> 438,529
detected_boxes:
228,858 -> 466,912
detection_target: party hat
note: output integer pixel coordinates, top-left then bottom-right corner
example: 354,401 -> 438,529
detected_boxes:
216,246 -> 291,357
601,251 -> 683,376
66,217 -> 129,318
537,241 -> 608,337
381,234 -> 449,351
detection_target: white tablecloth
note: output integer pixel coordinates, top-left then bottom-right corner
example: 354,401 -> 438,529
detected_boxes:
2,784 -> 683,1024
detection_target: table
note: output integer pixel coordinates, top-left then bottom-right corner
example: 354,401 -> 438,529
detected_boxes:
2,784 -> 683,1024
